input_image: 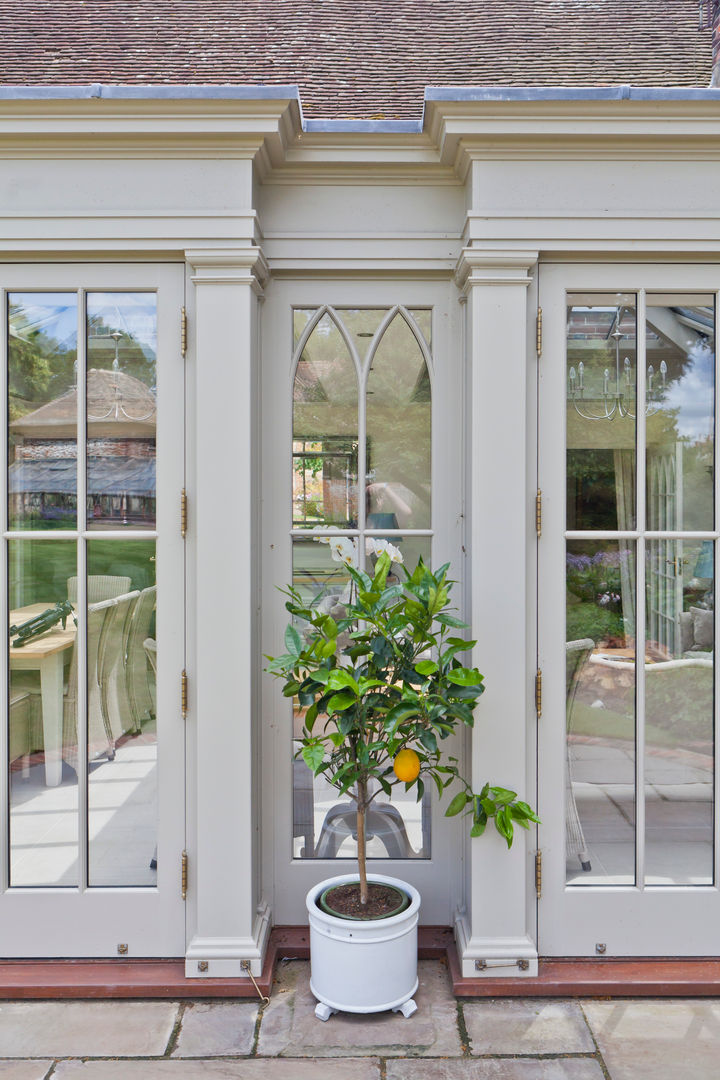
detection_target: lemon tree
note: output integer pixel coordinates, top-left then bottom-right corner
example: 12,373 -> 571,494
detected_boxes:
267,553 -> 538,907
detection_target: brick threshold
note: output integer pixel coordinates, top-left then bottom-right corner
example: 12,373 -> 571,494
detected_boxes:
0,926 -> 719,998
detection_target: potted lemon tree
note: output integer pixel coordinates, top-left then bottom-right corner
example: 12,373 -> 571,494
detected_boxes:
267,542 -> 537,1020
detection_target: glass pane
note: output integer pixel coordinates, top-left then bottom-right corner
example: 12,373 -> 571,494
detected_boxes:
335,309 -> 388,362
645,539 -> 714,884
291,535 -> 431,860
367,313 -> 431,530
86,293 -> 157,530
646,297 -> 715,532
8,538 -> 78,886
567,294 -> 637,531
409,309 -> 432,351
293,313 -> 358,529
86,540 -> 157,886
566,540 -> 636,885
8,293 -> 78,530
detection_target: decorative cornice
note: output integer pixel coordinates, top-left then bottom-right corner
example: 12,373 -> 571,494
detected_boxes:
454,248 -> 538,292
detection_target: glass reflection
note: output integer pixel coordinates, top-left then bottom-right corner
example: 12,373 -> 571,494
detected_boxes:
645,539 -> 714,884
86,293 -> 157,530
8,293 -> 78,530
292,313 -> 359,529
367,313 -> 431,530
8,538 -> 78,886
646,297 -> 715,532
567,295 -> 637,531
566,540 -> 636,885
291,535 -> 431,860
87,540 -> 157,887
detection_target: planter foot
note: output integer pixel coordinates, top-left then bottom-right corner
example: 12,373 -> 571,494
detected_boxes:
314,1002 -> 337,1022
393,998 -> 417,1018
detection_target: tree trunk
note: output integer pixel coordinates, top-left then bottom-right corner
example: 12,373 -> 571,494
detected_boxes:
357,777 -> 368,905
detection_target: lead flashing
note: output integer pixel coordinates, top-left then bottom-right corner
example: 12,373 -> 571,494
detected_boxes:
0,83 -> 300,102
424,85 -> 720,103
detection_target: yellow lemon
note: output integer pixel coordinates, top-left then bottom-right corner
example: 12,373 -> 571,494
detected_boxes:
393,748 -> 421,783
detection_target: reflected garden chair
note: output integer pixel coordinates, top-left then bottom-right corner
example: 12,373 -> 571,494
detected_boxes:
126,585 -> 156,730
67,575 -> 132,603
566,638 -> 595,872
98,590 -> 141,747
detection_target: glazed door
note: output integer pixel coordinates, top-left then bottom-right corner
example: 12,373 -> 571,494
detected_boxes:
538,262 -> 720,955
261,280 -> 466,925
0,263 -> 186,956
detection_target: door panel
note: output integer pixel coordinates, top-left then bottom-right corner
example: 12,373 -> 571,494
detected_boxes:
539,263 -> 720,957
262,281 -> 465,925
1,264 -> 185,956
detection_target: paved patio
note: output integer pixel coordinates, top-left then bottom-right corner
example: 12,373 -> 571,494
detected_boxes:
0,960 -> 718,1078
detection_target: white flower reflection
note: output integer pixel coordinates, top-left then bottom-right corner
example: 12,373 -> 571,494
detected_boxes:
313,528 -> 404,566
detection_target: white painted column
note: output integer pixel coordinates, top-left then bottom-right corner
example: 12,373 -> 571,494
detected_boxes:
455,248 -> 540,978
184,247 -> 270,979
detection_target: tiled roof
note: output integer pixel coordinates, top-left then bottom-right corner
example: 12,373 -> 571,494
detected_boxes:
0,1 -> 711,119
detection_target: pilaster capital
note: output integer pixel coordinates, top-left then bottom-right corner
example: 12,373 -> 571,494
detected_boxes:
455,248 -> 538,293
186,246 -> 269,293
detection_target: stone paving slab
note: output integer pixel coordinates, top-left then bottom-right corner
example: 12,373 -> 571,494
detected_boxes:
386,1061 -> 605,1080
0,1066 -> 53,1080
257,959 -> 462,1058
53,1060 -> 381,1079
462,1001 -> 595,1056
172,1002 -> 259,1057
0,1001 -> 178,1058
583,999 -> 720,1080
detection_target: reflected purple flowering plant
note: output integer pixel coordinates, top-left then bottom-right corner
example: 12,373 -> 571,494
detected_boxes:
566,550 -> 627,611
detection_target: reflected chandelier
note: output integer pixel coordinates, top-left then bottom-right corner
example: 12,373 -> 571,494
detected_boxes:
568,310 -> 666,421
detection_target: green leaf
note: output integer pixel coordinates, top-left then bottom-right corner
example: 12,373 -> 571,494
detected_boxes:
418,728 -> 438,754
416,659 -> 439,677
327,691 -> 356,712
327,669 -> 360,694
447,667 -> 484,687
470,816 -> 487,838
384,702 -> 421,731
281,680 -> 301,697
301,743 -> 325,773
445,791 -> 469,817
337,712 -> 357,735
304,703 -> 318,731
285,625 -> 303,658
434,613 -> 468,628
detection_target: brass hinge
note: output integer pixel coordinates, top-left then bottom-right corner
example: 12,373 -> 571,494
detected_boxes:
180,488 -> 188,538
535,669 -> 542,718
181,849 -> 188,900
181,669 -> 188,718
535,850 -> 542,899
181,306 -> 187,358
536,489 -> 542,537
536,306 -> 543,357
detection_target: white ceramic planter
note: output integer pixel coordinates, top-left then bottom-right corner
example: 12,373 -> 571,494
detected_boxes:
306,872 -> 421,1020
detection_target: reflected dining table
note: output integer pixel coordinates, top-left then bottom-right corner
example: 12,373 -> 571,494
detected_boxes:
9,603 -> 76,787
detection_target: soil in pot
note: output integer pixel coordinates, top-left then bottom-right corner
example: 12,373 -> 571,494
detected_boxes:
319,882 -> 410,920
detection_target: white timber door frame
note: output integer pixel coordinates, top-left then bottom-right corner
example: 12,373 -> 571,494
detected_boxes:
0,262 -> 186,957
538,261 -> 720,957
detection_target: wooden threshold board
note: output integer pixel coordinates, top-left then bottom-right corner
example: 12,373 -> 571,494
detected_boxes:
0,927 -> 719,998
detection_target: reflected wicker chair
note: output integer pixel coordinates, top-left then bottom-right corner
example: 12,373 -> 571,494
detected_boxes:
566,638 -> 595,873
98,591 -> 141,747
126,586 -> 156,730
67,575 -> 132,603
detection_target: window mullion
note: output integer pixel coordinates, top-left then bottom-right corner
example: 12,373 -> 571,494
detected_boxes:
77,289 -> 89,893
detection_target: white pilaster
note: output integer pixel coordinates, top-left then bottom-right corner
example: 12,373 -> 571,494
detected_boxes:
184,246 -> 270,979
455,247 -> 540,978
